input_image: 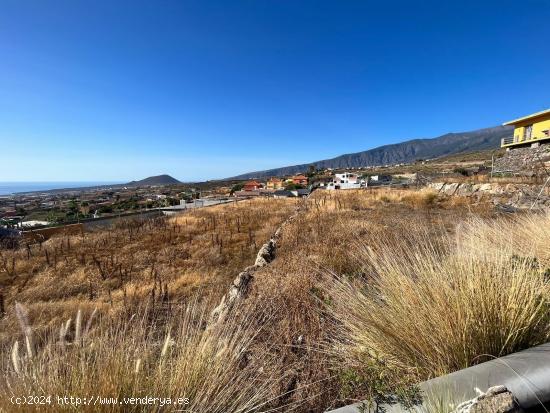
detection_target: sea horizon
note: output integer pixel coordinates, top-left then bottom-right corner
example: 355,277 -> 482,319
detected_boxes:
0,181 -> 121,196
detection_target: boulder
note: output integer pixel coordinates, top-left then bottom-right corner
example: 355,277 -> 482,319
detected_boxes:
443,182 -> 460,195
429,182 -> 446,192
478,183 -> 493,192
254,239 -> 276,267
210,266 -> 255,322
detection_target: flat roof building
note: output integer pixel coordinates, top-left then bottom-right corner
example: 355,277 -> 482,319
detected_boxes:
502,109 -> 550,149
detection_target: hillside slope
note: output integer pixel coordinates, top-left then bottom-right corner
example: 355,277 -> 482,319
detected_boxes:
126,174 -> 181,186
230,125 -> 512,179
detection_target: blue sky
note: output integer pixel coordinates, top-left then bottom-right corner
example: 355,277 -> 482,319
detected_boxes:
1,0 -> 549,182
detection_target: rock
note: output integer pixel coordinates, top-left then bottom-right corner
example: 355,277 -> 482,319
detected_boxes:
441,182 -> 459,195
496,204 -> 518,213
456,183 -> 474,196
430,182 -> 446,192
210,267 -> 255,322
254,239 -> 276,267
478,183 -> 493,192
491,185 -> 506,195
454,386 -> 524,413
210,205 -> 304,325
426,181 -> 550,210
471,386 -> 523,413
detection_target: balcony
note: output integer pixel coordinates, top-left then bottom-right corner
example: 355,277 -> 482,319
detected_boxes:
501,136 -> 515,146
501,132 -> 550,148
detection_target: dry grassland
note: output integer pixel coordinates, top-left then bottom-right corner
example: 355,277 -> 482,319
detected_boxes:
1,188 -> 549,412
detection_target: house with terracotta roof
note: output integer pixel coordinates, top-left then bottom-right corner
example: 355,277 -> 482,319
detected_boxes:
289,175 -> 308,185
266,177 -> 284,190
242,180 -> 263,191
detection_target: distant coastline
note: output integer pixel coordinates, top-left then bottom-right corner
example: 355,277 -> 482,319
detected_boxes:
0,182 -> 121,196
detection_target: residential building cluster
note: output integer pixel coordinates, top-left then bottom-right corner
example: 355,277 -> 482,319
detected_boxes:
233,175 -> 311,198
0,184 -> 204,229
233,172 -> 395,198
1,169 -> 398,232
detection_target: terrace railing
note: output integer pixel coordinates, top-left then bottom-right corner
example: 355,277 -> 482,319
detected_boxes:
502,133 -> 550,147
501,136 -> 515,146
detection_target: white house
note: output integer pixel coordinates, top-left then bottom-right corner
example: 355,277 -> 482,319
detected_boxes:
325,173 -> 365,190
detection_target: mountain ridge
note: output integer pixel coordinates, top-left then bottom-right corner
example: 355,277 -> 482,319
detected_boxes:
228,125 -> 513,179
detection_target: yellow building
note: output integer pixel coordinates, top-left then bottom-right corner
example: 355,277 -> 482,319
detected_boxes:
502,108 -> 550,149
266,177 -> 284,190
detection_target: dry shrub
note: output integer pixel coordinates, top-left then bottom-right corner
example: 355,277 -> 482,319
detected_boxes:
309,188 -> 467,212
329,213 -> 550,381
238,190 -> 490,411
400,190 -> 438,208
1,302 -> 293,413
244,260 -> 338,411
457,212 -> 550,267
366,188 -> 439,208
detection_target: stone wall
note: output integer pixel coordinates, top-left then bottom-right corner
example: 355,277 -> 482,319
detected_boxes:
209,204 -> 304,324
428,182 -> 550,210
494,145 -> 550,175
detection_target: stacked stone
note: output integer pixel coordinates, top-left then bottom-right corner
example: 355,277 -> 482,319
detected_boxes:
428,182 -> 550,210
209,204 -> 304,324
494,145 -> 550,175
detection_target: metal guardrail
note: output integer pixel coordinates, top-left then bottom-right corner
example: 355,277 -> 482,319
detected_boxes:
501,136 -> 515,145
329,342 -> 550,412
502,135 -> 550,146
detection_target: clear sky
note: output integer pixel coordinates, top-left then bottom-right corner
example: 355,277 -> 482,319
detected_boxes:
1,0 -> 549,182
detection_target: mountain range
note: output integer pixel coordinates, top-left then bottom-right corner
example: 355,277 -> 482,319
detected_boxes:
230,125 -> 513,179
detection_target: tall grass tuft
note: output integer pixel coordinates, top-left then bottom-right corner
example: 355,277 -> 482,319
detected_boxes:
329,213 -> 550,380
1,302 -> 293,412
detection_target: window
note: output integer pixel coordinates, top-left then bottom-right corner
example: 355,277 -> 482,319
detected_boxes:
524,124 -> 533,140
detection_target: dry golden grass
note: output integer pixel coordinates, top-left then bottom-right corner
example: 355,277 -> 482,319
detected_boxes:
328,213 -> 550,382
1,301 -> 293,413
237,188 -> 498,410
1,188 -> 548,412
457,214 -> 550,267
0,198 -> 296,345
308,188 -> 489,213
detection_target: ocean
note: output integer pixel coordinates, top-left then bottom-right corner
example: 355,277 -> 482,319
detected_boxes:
0,182 -> 120,196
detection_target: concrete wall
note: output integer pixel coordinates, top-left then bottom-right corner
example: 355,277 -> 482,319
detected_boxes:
23,223 -> 84,242
82,210 -> 163,230
21,210 -> 164,241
